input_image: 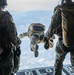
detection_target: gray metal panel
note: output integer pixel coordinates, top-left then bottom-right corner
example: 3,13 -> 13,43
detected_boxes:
16,65 -> 74,75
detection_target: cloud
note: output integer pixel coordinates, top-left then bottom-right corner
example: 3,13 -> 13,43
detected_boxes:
7,0 -> 59,11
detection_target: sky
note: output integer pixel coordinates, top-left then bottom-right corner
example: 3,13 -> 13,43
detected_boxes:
7,0 -> 59,11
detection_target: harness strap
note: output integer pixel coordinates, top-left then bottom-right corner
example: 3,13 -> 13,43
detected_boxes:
59,39 -> 74,52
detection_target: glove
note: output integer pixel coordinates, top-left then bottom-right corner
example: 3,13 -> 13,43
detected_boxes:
49,38 -> 54,48
19,34 -> 25,39
44,36 -> 49,50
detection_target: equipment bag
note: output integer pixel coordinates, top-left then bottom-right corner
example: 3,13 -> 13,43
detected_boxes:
61,4 -> 74,47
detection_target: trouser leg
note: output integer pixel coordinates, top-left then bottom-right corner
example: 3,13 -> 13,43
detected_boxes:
30,36 -> 37,51
54,41 -> 67,75
30,35 -> 39,57
70,51 -> 74,72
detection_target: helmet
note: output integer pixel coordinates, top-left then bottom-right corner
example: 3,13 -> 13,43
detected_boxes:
0,0 -> 7,7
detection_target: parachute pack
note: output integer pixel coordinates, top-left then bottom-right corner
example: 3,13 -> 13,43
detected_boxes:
61,3 -> 74,47
28,23 -> 45,32
28,23 -> 45,42
0,11 -> 10,49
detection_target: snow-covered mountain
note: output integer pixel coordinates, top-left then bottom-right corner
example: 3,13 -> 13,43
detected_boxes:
10,10 -> 70,70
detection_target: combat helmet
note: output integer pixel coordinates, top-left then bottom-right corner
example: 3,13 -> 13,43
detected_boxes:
0,0 -> 7,7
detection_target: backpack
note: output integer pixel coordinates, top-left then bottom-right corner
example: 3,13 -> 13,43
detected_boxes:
28,23 -> 45,33
61,3 -> 74,47
0,11 -> 11,49
28,23 -> 45,38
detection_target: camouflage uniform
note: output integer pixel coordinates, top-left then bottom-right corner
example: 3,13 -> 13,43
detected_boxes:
0,10 -> 21,75
46,3 -> 74,75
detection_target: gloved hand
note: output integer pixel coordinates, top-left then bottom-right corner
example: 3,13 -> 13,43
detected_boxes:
44,36 -> 49,50
49,38 -> 54,48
